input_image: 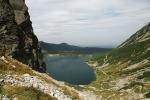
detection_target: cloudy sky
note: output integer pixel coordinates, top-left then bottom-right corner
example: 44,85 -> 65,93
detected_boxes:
26,0 -> 150,47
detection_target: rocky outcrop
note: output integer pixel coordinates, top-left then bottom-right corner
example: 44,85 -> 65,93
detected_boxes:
0,56 -> 81,100
0,94 -> 10,100
1,74 -> 72,100
0,0 -> 46,72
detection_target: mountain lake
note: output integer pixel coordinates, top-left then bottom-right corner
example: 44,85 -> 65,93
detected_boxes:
44,55 -> 96,85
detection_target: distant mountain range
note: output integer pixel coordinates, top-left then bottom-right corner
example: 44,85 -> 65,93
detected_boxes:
40,42 -> 112,54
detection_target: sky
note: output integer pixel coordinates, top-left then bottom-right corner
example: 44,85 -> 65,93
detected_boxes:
26,0 -> 150,47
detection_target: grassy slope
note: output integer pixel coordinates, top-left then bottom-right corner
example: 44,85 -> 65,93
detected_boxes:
0,55 -> 80,100
0,57 -> 56,100
0,85 -> 56,100
92,39 -> 150,65
86,38 -> 150,99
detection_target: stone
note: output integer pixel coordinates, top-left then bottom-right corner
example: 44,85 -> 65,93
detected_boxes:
23,74 -> 30,77
0,56 -> 5,60
33,82 -> 39,88
0,79 -> 4,83
3,73 -> 73,100
2,96 -> 10,100
13,97 -> 18,100
0,0 -> 46,73
12,65 -> 16,68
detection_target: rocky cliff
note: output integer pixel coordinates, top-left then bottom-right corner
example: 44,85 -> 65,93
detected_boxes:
0,0 -> 46,72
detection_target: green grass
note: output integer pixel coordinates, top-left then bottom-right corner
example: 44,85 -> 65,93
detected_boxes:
0,85 -> 56,100
87,39 -> 150,98
92,39 -> 150,65
87,28 -> 150,99
0,58 -> 56,99
142,71 -> 150,82
144,77 -> 150,81
88,64 -> 123,90
0,57 -> 80,99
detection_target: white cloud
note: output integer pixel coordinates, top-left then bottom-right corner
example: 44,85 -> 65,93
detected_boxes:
26,0 -> 150,47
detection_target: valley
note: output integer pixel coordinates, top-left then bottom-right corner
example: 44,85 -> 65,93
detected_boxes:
84,23 -> 150,99
0,0 -> 149,100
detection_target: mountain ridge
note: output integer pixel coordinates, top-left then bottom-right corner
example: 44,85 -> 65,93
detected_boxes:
119,22 -> 150,48
87,22 -> 150,99
0,0 -> 149,99
40,41 -> 112,54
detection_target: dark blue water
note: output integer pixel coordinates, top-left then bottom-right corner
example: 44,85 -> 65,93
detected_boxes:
44,55 -> 96,85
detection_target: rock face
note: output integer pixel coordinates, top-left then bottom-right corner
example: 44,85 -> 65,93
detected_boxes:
0,0 -> 46,72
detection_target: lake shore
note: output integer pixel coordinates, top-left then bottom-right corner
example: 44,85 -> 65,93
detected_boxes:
44,54 -> 96,85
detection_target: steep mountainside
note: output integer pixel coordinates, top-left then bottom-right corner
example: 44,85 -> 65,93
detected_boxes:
0,56 -> 81,100
0,0 -> 46,72
119,22 -> 150,47
92,23 -> 150,65
87,23 -> 150,99
40,41 -> 111,54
